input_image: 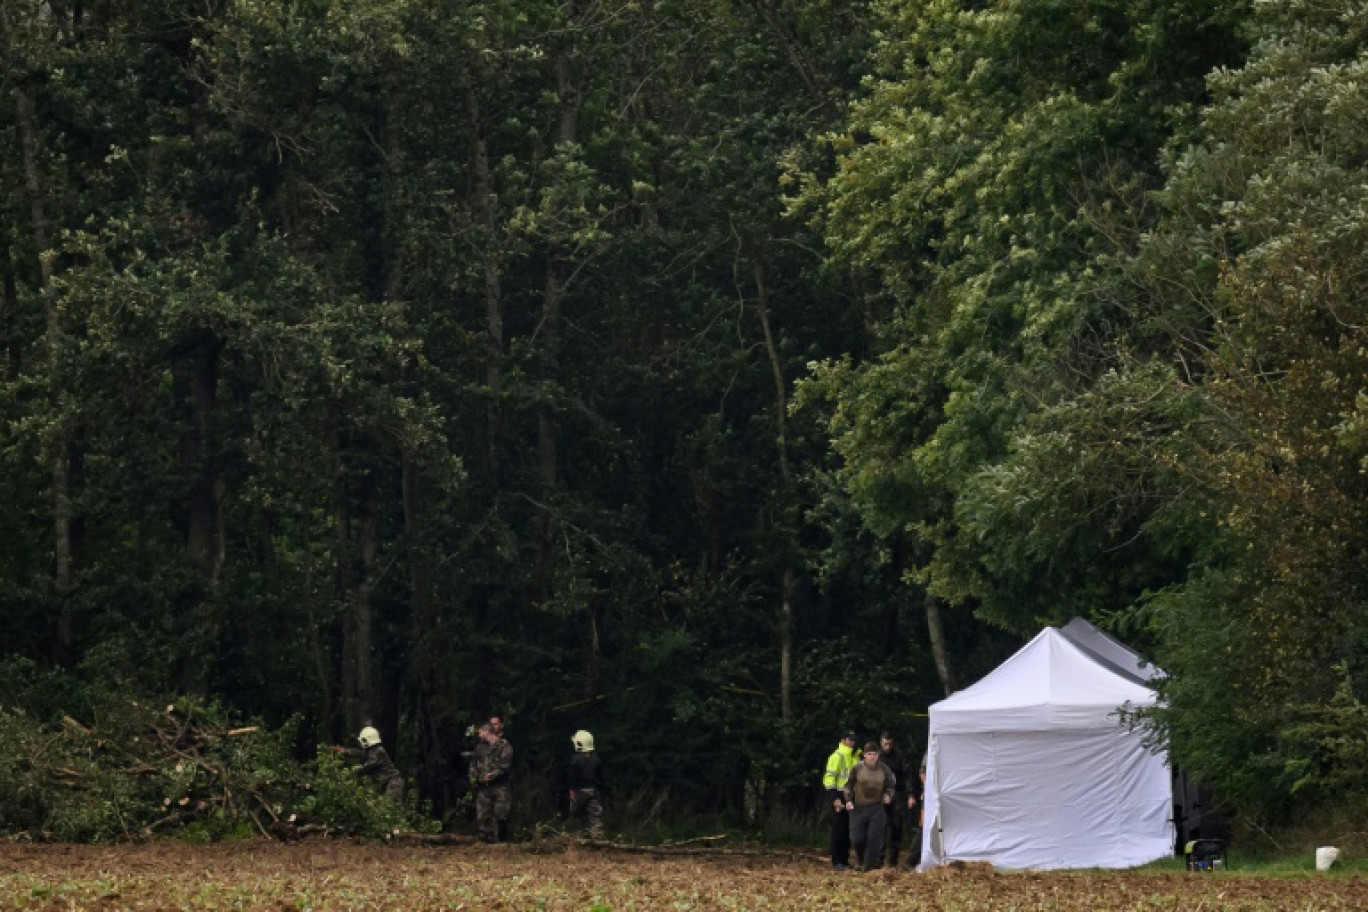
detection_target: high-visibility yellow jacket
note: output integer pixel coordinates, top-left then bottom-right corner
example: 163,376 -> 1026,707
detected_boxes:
822,742 -> 858,794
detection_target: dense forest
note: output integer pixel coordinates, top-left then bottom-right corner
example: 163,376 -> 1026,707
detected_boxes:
3,0 -> 1367,841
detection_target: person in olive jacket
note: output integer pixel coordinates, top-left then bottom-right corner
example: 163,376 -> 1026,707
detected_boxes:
843,741 -> 896,871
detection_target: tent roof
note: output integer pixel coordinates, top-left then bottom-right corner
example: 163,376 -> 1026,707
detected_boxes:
930,626 -> 1157,732
1058,617 -> 1163,686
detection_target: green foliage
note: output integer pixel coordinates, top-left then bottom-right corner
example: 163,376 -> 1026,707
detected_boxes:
298,750 -> 410,836
792,0 -> 1251,635
0,665 -> 420,840
1281,668 -> 1368,803
1129,0 -> 1368,821
1142,568 -> 1289,818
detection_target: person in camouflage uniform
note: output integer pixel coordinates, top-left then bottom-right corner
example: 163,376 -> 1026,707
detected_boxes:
566,729 -> 606,840
470,722 -> 513,842
337,726 -> 404,806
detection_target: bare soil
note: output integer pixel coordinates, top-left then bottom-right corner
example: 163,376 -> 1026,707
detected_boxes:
0,840 -> 1363,910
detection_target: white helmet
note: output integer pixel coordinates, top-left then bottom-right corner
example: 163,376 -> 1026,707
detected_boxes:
572,730 -> 595,752
358,726 -> 382,748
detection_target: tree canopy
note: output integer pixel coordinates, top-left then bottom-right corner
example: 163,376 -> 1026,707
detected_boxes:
3,0 -> 1366,839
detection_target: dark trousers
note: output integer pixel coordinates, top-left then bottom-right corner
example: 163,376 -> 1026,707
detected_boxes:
849,803 -> 887,870
883,801 -> 904,867
829,805 -> 851,866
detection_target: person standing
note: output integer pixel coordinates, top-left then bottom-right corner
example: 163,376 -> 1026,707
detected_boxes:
822,730 -> 859,870
878,731 -> 911,868
906,749 -> 926,868
469,722 -> 513,842
566,729 -> 607,840
843,741 -> 896,871
335,726 -> 404,806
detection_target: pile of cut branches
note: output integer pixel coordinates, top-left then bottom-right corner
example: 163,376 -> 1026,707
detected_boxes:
0,697 -> 409,842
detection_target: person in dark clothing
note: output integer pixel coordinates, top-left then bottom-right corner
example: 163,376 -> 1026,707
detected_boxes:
566,729 -> 607,840
336,726 -> 404,806
843,741 -> 896,871
906,749 -> 926,868
878,731 -> 912,868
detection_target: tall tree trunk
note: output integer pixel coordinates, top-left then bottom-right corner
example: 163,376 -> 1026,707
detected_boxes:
180,336 -> 224,587
584,597 -> 602,699
464,83 -> 503,475
10,55 -> 76,659
778,566 -> 795,724
925,593 -> 956,697
884,533 -> 906,658
333,431 -> 378,733
301,507 -> 334,740
751,257 -> 796,724
532,33 -> 582,607
403,451 -> 441,797
533,264 -> 562,604
1,222 -> 20,378
353,477 -> 378,726
334,442 -> 354,735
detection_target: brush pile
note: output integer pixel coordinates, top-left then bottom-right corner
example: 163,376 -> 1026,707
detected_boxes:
0,697 -> 408,841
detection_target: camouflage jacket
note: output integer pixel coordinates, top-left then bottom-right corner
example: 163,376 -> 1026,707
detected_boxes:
470,737 -> 513,786
341,744 -> 402,785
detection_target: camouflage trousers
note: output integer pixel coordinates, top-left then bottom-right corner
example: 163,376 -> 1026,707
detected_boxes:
380,775 -> 404,807
569,788 -> 605,840
476,782 -> 512,841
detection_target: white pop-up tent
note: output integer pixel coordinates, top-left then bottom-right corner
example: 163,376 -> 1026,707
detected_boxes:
919,621 -> 1171,870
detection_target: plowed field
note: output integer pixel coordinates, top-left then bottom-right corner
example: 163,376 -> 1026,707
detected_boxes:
0,840 -> 1361,910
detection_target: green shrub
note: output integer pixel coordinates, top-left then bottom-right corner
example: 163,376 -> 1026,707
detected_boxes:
0,665 -> 428,841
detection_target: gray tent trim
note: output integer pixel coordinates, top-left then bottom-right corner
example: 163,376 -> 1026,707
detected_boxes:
1059,617 -> 1163,687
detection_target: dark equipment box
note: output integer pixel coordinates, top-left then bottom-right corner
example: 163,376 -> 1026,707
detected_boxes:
1185,838 -> 1226,871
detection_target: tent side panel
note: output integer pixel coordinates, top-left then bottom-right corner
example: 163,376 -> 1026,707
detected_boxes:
925,728 -> 1171,870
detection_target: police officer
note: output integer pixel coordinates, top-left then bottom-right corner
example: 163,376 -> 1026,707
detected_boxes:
822,730 -> 859,870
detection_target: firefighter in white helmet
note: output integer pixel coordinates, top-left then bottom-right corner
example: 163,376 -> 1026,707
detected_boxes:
335,725 -> 404,806
566,729 -> 606,840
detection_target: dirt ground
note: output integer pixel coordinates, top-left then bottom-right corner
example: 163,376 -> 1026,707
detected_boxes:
1,839 -> 1364,911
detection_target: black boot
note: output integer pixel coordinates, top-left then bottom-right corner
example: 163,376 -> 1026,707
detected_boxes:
902,830 -> 921,868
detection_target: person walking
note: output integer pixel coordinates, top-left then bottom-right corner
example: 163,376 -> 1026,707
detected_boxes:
844,741 -> 896,871
905,749 -> 926,868
335,726 -> 404,806
822,730 -> 859,870
566,729 -> 607,840
469,722 -> 513,842
878,731 -> 911,868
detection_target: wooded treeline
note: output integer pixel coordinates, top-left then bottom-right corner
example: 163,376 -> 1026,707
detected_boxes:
3,0 -> 1367,838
